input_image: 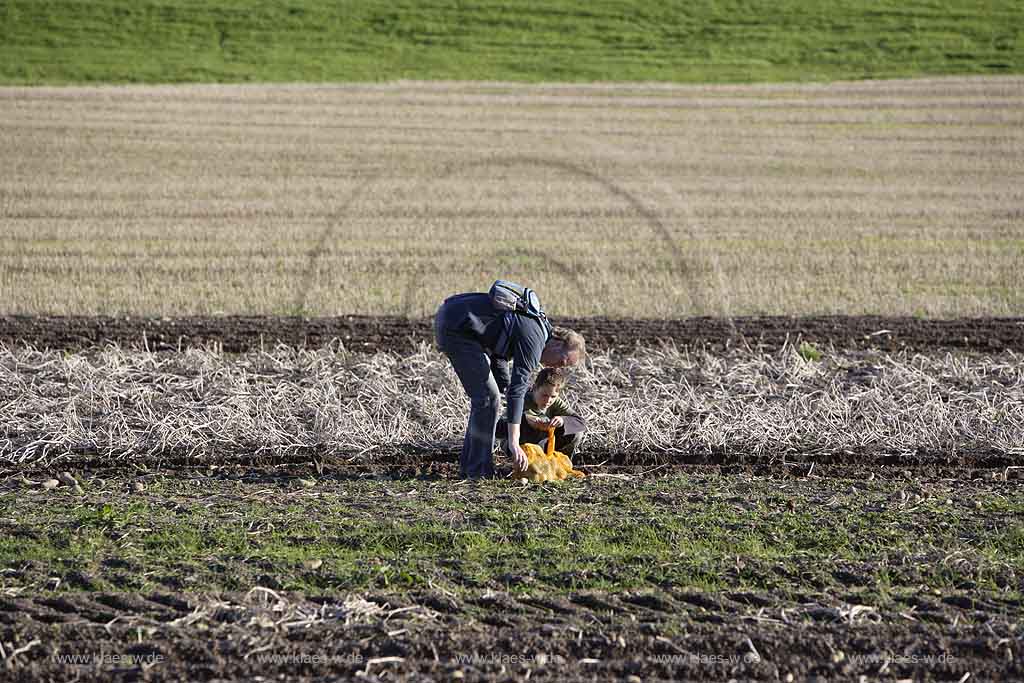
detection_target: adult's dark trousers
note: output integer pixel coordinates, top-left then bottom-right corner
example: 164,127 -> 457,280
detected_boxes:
497,415 -> 587,456
434,306 -> 500,478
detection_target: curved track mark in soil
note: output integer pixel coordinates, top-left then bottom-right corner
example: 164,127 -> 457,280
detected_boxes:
403,154 -> 696,319
289,151 -> 703,320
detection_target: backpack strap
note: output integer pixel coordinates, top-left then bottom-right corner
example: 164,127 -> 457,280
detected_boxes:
494,310 -> 551,359
523,288 -> 553,341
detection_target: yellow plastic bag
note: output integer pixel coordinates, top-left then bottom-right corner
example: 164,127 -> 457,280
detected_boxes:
512,426 -> 585,483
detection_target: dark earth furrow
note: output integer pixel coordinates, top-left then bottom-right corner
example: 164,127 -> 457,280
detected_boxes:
2,315 -> 1023,353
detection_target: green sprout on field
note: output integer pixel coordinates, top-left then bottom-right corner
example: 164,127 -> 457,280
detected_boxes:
798,341 -> 823,362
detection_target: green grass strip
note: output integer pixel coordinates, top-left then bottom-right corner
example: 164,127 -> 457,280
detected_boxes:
3,474 -> 1021,601
1,0 -> 1022,84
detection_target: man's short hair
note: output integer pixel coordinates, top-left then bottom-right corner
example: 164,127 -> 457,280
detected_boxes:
550,326 -> 586,360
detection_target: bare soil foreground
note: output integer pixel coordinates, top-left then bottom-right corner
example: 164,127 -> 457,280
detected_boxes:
1,470 -> 1021,682
2,314 -> 1024,354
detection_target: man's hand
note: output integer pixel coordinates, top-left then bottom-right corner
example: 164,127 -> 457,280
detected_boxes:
507,421 -> 528,471
511,443 -> 529,471
549,416 -> 564,429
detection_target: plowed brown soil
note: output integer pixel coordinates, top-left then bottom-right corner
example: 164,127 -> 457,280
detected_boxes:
2,315 -> 1023,353
2,587 -> 1018,682
6,445 -> 1019,483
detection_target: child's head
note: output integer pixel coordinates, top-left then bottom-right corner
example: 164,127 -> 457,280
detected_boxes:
531,367 -> 570,409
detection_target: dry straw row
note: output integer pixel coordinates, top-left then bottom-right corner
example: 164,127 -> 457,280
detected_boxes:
1,342 -> 1021,466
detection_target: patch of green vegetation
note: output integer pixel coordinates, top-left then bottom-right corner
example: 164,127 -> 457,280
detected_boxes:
1,0 -> 1021,84
2,473 -> 1021,605
798,341 -> 823,361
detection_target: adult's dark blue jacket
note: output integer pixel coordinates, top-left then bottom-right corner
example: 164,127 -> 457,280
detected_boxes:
436,292 -> 549,425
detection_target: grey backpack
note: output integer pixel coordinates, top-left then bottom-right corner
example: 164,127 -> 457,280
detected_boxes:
488,280 -> 553,358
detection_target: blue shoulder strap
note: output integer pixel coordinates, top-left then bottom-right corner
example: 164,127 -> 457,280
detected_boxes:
494,311 -> 550,360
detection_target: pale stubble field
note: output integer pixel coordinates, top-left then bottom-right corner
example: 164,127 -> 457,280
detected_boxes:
2,76 -> 1022,319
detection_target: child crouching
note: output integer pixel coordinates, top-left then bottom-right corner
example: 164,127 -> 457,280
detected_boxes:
498,367 -> 587,457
